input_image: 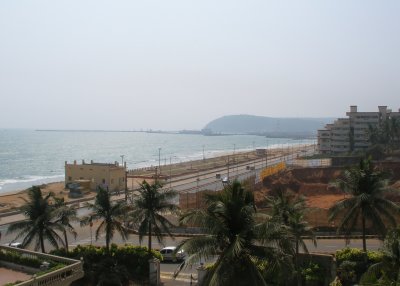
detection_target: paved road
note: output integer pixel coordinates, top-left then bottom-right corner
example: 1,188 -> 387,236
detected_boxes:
0,217 -> 384,277
0,144 -> 343,278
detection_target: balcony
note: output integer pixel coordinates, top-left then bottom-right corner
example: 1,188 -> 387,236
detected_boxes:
0,245 -> 84,286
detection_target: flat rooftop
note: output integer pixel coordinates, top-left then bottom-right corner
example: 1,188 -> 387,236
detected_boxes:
0,267 -> 31,285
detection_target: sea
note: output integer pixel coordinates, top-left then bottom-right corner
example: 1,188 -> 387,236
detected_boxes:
0,129 -> 315,194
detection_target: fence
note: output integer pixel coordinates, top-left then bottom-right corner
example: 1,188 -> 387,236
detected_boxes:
260,162 -> 286,181
287,158 -> 331,168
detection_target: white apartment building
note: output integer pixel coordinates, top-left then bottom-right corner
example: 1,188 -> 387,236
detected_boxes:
318,106 -> 400,154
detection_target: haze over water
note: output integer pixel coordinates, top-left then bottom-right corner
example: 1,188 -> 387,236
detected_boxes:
0,129 -> 314,193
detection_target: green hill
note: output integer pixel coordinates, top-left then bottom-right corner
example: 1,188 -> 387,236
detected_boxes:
203,115 -> 332,137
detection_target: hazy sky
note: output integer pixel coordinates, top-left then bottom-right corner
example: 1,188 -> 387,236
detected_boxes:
1,1 -> 399,130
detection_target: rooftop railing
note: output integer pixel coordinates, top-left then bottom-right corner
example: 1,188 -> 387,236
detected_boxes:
0,245 -> 84,286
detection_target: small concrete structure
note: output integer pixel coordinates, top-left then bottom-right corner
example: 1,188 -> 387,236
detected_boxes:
149,258 -> 160,286
197,263 -> 207,286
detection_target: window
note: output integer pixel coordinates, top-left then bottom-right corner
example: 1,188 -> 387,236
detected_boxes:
102,179 -> 106,184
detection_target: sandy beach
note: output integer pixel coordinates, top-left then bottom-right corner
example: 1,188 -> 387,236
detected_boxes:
0,146 -> 308,215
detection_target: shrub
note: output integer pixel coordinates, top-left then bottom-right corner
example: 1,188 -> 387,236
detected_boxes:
366,250 -> 384,264
329,277 -> 342,286
51,244 -> 162,285
301,262 -> 324,285
0,250 -> 42,268
335,248 -> 384,286
335,248 -> 367,265
336,261 -> 357,286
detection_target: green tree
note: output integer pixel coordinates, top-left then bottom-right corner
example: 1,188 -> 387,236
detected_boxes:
368,117 -> 400,153
361,228 -> 400,285
127,180 -> 179,252
81,187 -> 129,252
266,188 -> 316,255
7,186 -> 64,253
176,181 -> 294,286
329,157 -> 400,252
54,197 -> 78,252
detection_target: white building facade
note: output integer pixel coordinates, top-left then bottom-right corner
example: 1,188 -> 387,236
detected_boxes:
318,106 -> 400,154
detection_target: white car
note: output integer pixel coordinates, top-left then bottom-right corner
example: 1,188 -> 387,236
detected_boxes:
222,177 -> 229,184
160,246 -> 186,262
9,242 -> 23,248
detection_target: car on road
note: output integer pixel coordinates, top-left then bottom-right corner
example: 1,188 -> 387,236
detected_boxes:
222,177 -> 229,184
8,242 -> 23,248
160,246 -> 186,262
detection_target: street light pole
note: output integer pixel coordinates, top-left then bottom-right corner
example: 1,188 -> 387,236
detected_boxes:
158,148 -> 161,175
169,156 -> 172,189
265,140 -> 268,168
227,155 -> 230,179
202,145 -> 205,161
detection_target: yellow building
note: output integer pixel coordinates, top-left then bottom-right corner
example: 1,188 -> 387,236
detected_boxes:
65,160 -> 126,192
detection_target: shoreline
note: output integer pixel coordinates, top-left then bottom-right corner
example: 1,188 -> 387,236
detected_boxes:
1,144 -> 307,196
0,145 -> 313,214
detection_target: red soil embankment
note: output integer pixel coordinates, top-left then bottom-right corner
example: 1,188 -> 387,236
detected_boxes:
256,164 -> 400,228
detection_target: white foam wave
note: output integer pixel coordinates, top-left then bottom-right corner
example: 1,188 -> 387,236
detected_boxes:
0,175 -> 64,193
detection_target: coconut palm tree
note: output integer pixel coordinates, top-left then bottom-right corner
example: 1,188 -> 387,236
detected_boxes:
81,187 -> 129,252
266,188 -> 306,225
266,189 -> 316,255
54,197 -> 78,252
7,186 -> 64,253
368,117 -> 400,153
176,181 -> 294,286
361,228 -> 400,285
288,212 -> 316,255
329,157 -> 400,252
127,180 -> 179,252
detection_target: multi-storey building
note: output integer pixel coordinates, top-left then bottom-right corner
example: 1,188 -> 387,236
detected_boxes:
318,106 -> 400,154
65,160 -> 126,192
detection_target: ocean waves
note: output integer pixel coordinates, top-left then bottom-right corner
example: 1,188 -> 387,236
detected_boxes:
0,175 -> 64,193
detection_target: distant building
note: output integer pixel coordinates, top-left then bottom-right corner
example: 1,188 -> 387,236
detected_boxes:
318,105 -> 400,154
65,160 -> 126,192
256,148 -> 267,156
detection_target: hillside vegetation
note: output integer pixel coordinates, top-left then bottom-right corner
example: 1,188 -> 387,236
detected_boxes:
203,114 -> 333,136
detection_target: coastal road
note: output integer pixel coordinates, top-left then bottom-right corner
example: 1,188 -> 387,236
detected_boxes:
0,217 -> 383,275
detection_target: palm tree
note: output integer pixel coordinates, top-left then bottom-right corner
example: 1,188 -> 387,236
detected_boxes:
288,212 -> 316,255
176,181 -> 294,286
266,189 -> 316,255
368,117 -> 400,153
127,180 -> 179,252
81,187 -> 129,252
54,197 -> 78,252
361,228 -> 400,285
266,188 -> 306,225
329,157 -> 400,252
7,186 -> 64,253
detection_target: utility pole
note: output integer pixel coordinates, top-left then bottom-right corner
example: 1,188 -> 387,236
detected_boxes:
158,148 -> 161,175
265,140 -> 268,168
227,155 -> 230,179
124,161 -> 128,201
169,156 -> 172,189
